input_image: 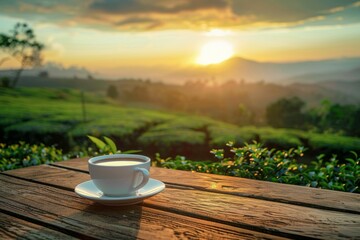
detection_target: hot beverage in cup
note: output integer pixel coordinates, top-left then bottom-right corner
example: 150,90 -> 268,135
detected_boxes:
88,154 -> 151,197
95,160 -> 145,167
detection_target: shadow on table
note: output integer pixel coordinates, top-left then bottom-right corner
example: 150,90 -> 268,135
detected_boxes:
81,202 -> 144,238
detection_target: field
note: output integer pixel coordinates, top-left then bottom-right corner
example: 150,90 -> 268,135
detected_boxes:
1,87 -> 360,162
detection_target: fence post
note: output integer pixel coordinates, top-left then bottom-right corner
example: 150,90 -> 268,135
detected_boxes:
81,90 -> 87,123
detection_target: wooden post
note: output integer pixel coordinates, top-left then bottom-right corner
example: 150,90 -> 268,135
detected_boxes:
81,91 -> 86,123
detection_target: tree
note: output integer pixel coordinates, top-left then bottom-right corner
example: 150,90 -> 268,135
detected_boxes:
236,103 -> 253,125
0,22 -> 44,87
310,100 -> 360,136
0,77 -> 10,88
266,97 -> 307,128
107,85 -> 118,99
38,71 -> 49,78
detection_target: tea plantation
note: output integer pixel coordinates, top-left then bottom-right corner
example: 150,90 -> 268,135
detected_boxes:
1,87 -> 360,160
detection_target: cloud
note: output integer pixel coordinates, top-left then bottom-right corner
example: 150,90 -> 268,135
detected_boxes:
0,0 -> 359,31
89,0 -> 228,14
45,36 -> 65,58
114,17 -> 163,30
231,0 -> 357,23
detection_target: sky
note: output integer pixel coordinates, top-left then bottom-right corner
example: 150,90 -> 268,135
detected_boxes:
1,0 -> 360,77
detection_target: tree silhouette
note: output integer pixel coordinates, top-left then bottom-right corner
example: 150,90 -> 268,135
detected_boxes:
38,71 -> 49,78
107,85 -> 118,99
266,97 -> 306,128
0,22 -> 44,87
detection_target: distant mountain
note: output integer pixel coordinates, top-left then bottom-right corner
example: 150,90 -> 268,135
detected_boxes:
284,66 -> 360,84
9,74 -> 360,111
0,62 -> 95,79
1,57 -> 360,85
163,57 -> 360,84
315,79 -> 360,102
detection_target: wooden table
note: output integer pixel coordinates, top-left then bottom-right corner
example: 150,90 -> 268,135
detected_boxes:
1,158 -> 359,239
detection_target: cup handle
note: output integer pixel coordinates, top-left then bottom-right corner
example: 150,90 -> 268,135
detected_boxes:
133,168 -> 150,191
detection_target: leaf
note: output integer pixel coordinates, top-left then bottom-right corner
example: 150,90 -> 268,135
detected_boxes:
349,186 -> 358,193
87,135 -> 106,150
103,136 -> 117,153
122,150 -> 142,154
345,158 -> 356,165
350,151 -> 358,159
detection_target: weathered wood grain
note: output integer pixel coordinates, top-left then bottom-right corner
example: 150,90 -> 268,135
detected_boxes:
52,158 -> 360,213
0,212 -> 76,240
0,175 -> 284,240
149,184 -> 360,240
4,164 -> 88,191
4,165 -> 360,239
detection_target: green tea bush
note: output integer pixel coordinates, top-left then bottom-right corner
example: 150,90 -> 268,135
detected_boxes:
255,127 -> 302,149
139,129 -> 207,158
139,129 -> 205,147
149,116 -> 214,131
307,133 -> 360,153
138,116 -> 213,147
209,125 -> 360,157
209,125 -> 304,150
155,142 -> 360,193
2,87 -> 360,157
71,122 -> 138,139
0,142 -> 67,171
137,116 -> 212,157
208,123 -> 255,146
4,121 -> 71,148
5,121 -> 71,135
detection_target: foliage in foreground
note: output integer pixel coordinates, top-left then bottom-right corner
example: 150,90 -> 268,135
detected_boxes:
1,139 -> 359,193
0,142 -> 66,171
88,136 -> 360,193
155,142 -> 360,193
87,135 -> 141,155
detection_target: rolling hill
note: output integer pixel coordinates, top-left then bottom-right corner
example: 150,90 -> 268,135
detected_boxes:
1,87 -> 359,162
1,57 -> 360,85
164,57 -> 360,84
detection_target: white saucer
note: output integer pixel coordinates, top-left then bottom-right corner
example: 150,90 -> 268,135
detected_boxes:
75,178 -> 165,206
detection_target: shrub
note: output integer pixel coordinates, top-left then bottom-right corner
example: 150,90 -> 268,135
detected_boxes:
155,142 -> 360,193
307,133 -> 360,153
139,129 -> 205,147
4,121 -> 71,148
255,127 -> 302,149
0,142 -> 67,171
208,124 -> 255,146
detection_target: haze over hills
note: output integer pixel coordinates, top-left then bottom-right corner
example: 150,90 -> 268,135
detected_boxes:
284,66 -> 360,84
0,62 -> 95,79
6,63 -> 360,123
165,57 -> 360,84
1,57 -> 360,85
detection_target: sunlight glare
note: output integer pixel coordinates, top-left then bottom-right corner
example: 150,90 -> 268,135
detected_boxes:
205,29 -> 232,36
196,41 -> 234,65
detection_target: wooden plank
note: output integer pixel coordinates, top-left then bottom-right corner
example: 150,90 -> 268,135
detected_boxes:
0,212 -> 76,240
150,185 -> 360,240
52,158 -> 360,213
0,175 -> 283,240
5,165 -> 87,191
4,165 -> 360,239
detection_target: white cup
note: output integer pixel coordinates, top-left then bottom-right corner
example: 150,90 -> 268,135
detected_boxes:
88,154 -> 150,197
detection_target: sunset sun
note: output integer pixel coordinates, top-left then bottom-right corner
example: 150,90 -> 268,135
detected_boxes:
196,41 -> 234,65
